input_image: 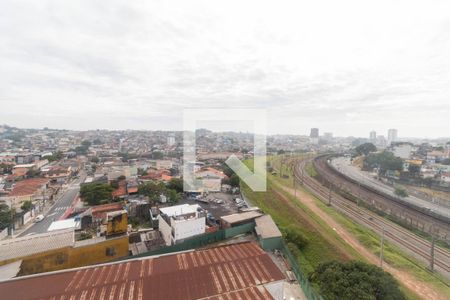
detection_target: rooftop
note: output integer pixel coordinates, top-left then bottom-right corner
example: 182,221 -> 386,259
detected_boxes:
0,241 -> 285,300
8,178 -> 49,197
159,204 -> 199,217
47,219 -> 80,232
220,211 -> 263,225
0,229 -> 74,262
255,215 -> 282,239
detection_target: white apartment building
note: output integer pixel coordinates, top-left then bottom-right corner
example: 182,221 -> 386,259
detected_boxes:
392,144 -> 412,159
158,204 -> 206,246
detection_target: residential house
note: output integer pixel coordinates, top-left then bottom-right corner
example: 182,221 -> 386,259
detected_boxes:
158,204 -> 206,245
0,178 -> 49,209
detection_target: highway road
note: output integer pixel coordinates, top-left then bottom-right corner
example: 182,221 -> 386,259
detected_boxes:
293,157 -> 450,279
18,173 -> 85,237
331,157 -> 450,219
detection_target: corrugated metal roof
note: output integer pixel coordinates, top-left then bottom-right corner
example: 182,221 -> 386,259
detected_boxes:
0,229 -> 74,261
0,241 -> 284,300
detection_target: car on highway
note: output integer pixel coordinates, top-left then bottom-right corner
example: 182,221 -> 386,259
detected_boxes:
35,214 -> 45,222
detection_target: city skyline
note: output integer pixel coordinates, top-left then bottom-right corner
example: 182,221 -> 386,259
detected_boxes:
2,123 -> 450,141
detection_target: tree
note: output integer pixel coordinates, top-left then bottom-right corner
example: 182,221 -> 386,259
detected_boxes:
93,138 -> 102,145
81,140 -> 92,148
355,143 -> 377,156
90,156 -> 100,163
75,146 -> 88,155
422,177 -> 434,188
138,181 -> 166,202
408,164 -> 421,177
20,200 -> 33,212
152,151 -> 164,160
0,163 -> 13,174
310,261 -> 405,300
46,151 -> 63,162
222,165 -> 235,178
110,180 -> 119,189
229,174 -> 240,187
80,183 -> 114,206
75,140 -> 92,155
26,169 -> 41,178
167,178 -> 184,193
394,186 -> 408,198
166,189 -> 181,202
364,151 -> 403,174
0,204 -> 12,230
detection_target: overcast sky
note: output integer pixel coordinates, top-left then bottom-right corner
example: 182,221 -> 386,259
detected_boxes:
1,0 -> 449,138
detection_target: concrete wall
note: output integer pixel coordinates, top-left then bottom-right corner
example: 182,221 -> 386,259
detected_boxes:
1,236 -> 129,276
106,212 -> 128,236
173,217 -> 205,242
158,215 -> 172,246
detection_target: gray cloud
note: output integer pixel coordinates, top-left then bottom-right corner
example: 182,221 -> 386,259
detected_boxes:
0,0 -> 449,138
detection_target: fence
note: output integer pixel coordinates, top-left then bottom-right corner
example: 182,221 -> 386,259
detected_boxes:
129,222 -> 256,259
280,242 -> 323,300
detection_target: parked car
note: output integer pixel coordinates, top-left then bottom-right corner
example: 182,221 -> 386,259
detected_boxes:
35,214 -> 45,222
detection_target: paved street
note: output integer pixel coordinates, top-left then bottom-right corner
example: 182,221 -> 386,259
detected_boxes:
331,157 -> 450,218
18,174 -> 85,237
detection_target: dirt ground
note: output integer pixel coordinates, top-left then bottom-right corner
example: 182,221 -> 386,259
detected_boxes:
276,182 -> 447,300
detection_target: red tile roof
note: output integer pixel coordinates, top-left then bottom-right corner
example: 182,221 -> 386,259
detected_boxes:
127,186 -> 138,194
140,169 -> 171,181
8,178 -> 49,197
91,203 -> 124,220
112,180 -> 127,198
0,242 -> 284,300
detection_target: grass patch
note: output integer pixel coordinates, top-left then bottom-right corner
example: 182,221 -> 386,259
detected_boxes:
305,161 -> 317,177
243,158 -> 363,275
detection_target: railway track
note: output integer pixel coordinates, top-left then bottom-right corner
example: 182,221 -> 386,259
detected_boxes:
291,157 -> 450,279
313,156 -> 450,240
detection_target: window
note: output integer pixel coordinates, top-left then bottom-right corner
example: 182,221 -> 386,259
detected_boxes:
105,247 -> 116,257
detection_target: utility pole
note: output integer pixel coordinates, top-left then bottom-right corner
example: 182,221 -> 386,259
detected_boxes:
293,174 -> 297,197
380,225 -> 384,268
279,158 -> 283,178
300,166 -> 304,186
430,225 -> 435,272
328,183 -> 332,206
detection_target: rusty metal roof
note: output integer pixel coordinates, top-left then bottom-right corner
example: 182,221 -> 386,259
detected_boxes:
0,241 -> 284,300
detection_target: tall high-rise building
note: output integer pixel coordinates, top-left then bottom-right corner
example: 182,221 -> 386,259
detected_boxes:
310,128 -> 319,138
309,128 -> 319,145
387,129 -> 398,145
167,133 -> 176,146
369,131 -> 376,142
324,132 -> 333,141
377,135 -> 387,148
